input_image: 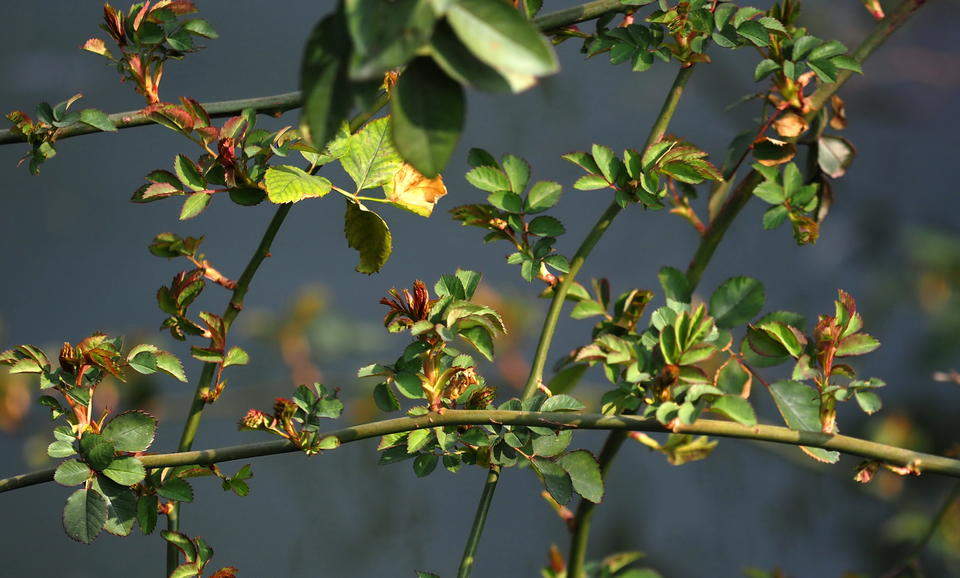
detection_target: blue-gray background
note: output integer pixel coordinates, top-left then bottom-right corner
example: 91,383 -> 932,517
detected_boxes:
1,1 -> 958,576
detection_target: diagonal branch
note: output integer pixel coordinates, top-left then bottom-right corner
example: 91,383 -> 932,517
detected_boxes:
2,409 -> 959,494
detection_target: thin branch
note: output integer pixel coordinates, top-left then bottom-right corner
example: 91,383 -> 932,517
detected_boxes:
520,64 -> 697,400
457,466 -> 501,578
3,410 -> 959,494
0,1 -> 628,147
880,481 -> 960,578
165,92 -> 390,571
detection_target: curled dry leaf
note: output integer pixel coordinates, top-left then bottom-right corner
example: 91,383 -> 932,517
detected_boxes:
753,137 -> 797,167
829,94 -> 847,130
388,163 -> 448,217
772,112 -> 808,139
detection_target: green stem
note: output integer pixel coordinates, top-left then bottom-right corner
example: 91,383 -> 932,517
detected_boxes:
175,203 -> 292,454
165,93 -> 391,571
0,1 -> 626,147
565,3 -> 928,574
464,63 -> 691,571
457,467 -> 501,578
521,64 -> 696,401
4,410 -> 959,494
880,481 -> 960,578
166,202 -> 291,572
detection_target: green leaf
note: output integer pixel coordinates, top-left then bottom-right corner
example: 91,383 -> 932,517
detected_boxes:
501,155 -> 530,194
102,411 -> 157,453
341,117 -> 403,191
571,300 -> 606,319
223,346 -> 250,368
79,109 -> 117,132
158,477 -> 195,503
173,155 -> 205,192
345,0 -> 437,79
836,333 -> 880,357
532,457 -> 573,505
736,20 -> 769,47
228,186 -> 266,206
658,266 -> 691,303
179,193 -> 211,220
407,428 -> 433,453
715,361 -> 749,395
264,165 -> 332,203
102,457 -> 147,486
855,390 -> 882,414
183,18 -> 218,38
79,433 -> 115,471
137,495 -> 158,535
540,394 -> 585,412
62,488 -> 107,544
710,395 -> 757,426
763,205 -> 789,230
413,453 -> 438,477
94,476 -> 138,536
163,530 -> 197,563
344,201 -> 393,274
447,0 -> 557,76
709,276 -> 765,329
430,20 -> 532,93
754,59 -> 780,81
392,57 -> 465,177
55,459 -> 92,486
808,39 -> 847,61
528,215 -> 565,236
300,10 -> 354,149
458,325 -> 495,361
465,165 -> 510,192
769,380 -> 839,463
156,351 -> 187,382
48,440 -> 76,458
526,181 -> 562,213
547,364 -> 588,395
557,450 -> 603,503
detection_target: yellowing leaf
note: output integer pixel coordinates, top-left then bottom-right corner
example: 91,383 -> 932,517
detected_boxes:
386,163 -> 448,217
264,165 -> 332,204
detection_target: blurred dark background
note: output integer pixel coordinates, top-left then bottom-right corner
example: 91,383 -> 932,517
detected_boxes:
1,1 -> 959,576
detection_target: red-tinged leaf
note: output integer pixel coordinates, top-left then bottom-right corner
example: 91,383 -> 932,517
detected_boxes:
179,97 -> 210,127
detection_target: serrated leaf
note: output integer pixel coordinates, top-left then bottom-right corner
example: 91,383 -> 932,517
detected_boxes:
223,347 -> 250,368
709,277 -> 765,329
63,488 -> 107,544
55,459 -> 92,486
79,433 -> 115,471
102,411 -> 157,452
79,109 -> 117,132
341,117 -> 404,191
264,165 -> 332,203
179,193 -> 211,220
102,457 -> 146,486
159,477 -> 194,503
